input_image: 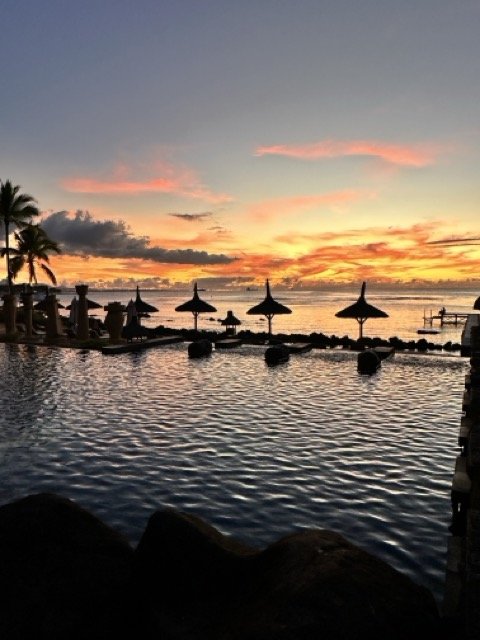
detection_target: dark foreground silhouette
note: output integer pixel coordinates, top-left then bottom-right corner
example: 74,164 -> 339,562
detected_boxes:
0,493 -> 450,639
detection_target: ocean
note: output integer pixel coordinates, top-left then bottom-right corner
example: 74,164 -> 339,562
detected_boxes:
58,284 -> 480,343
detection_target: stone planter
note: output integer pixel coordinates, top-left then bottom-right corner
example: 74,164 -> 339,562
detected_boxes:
45,294 -> 63,339
20,290 -> 34,338
104,302 -> 125,343
2,294 -> 17,336
75,284 -> 90,340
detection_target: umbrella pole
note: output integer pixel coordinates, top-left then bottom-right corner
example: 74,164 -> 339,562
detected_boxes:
194,312 -> 198,332
358,319 -> 365,340
267,314 -> 272,335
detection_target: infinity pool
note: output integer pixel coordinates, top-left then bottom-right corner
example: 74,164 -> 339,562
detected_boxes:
0,343 -> 466,601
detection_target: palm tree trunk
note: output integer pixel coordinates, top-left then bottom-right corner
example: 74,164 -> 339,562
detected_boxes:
4,219 -> 12,293
28,256 -> 36,284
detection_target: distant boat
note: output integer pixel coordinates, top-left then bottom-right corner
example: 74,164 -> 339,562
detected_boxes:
417,328 -> 440,335
246,287 -> 258,291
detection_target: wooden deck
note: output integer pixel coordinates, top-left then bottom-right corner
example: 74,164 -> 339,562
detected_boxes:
372,346 -> 395,360
286,342 -> 313,354
424,310 -> 470,327
215,338 -> 242,349
101,335 -> 183,354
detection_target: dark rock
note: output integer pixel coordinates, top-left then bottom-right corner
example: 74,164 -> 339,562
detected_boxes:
133,509 -> 441,640
309,332 -> 330,348
0,493 -> 134,640
188,338 -> 213,358
265,343 -> 290,365
389,336 -> 408,350
358,349 -> 381,374
416,338 -> 429,352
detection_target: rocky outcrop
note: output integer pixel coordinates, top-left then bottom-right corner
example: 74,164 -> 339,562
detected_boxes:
0,494 -> 442,639
0,493 -> 134,639
133,509 -> 441,640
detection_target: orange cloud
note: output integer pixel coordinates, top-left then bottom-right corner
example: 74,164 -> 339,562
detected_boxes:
255,140 -> 442,167
61,161 -> 232,204
208,221 -> 480,284
246,190 -> 370,223
274,221 -> 439,247
48,216 -> 480,287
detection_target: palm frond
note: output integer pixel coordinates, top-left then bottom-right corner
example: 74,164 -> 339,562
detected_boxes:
40,263 -> 57,285
10,256 -> 25,279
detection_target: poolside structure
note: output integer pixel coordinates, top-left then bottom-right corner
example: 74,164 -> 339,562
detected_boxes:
444,319 -> 480,635
246,279 -> 292,335
20,288 -> 34,338
335,281 -> 388,340
102,334 -> 183,354
220,310 -> 241,335
65,287 -> 103,340
175,283 -> 217,331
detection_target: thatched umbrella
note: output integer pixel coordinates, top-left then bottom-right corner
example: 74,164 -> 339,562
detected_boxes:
335,281 -> 388,339
34,297 -> 65,311
246,279 -> 292,335
473,296 -> 480,311
175,282 -> 217,331
220,310 -> 242,335
122,315 -> 149,341
134,286 -> 158,315
126,299 -> 137,324
65,297 -> 102,310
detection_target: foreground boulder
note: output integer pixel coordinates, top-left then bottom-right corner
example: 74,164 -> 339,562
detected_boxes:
133,509 -> 441,640
0,494 -> 443,639
0,493 -> 134,639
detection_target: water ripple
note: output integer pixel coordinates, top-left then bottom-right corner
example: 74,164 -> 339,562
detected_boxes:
0,343 -> 467,601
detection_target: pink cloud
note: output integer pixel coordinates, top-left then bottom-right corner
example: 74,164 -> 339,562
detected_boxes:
247,190 -> 372,222
255,139 -> 442,167
61,161 -> 232,204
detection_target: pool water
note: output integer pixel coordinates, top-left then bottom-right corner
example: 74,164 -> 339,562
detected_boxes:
0,342 -> 467,601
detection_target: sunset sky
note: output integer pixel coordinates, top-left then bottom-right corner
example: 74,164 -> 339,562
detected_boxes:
1,1 -> 479,289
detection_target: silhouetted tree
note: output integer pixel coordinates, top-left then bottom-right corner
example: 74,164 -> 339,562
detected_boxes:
6,224 -> 61,285
0,180 -> 40,292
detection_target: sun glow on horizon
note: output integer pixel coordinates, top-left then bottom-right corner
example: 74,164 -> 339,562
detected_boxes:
38,213 -> 480,289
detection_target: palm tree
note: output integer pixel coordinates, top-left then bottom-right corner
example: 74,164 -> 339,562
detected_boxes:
6,224 -> 61,285
0,180 -> 40,292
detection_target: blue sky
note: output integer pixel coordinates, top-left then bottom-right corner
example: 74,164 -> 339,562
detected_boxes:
1,0 -> 479,287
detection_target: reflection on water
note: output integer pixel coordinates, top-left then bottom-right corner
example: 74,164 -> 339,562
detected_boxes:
0,343 -> 467,601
